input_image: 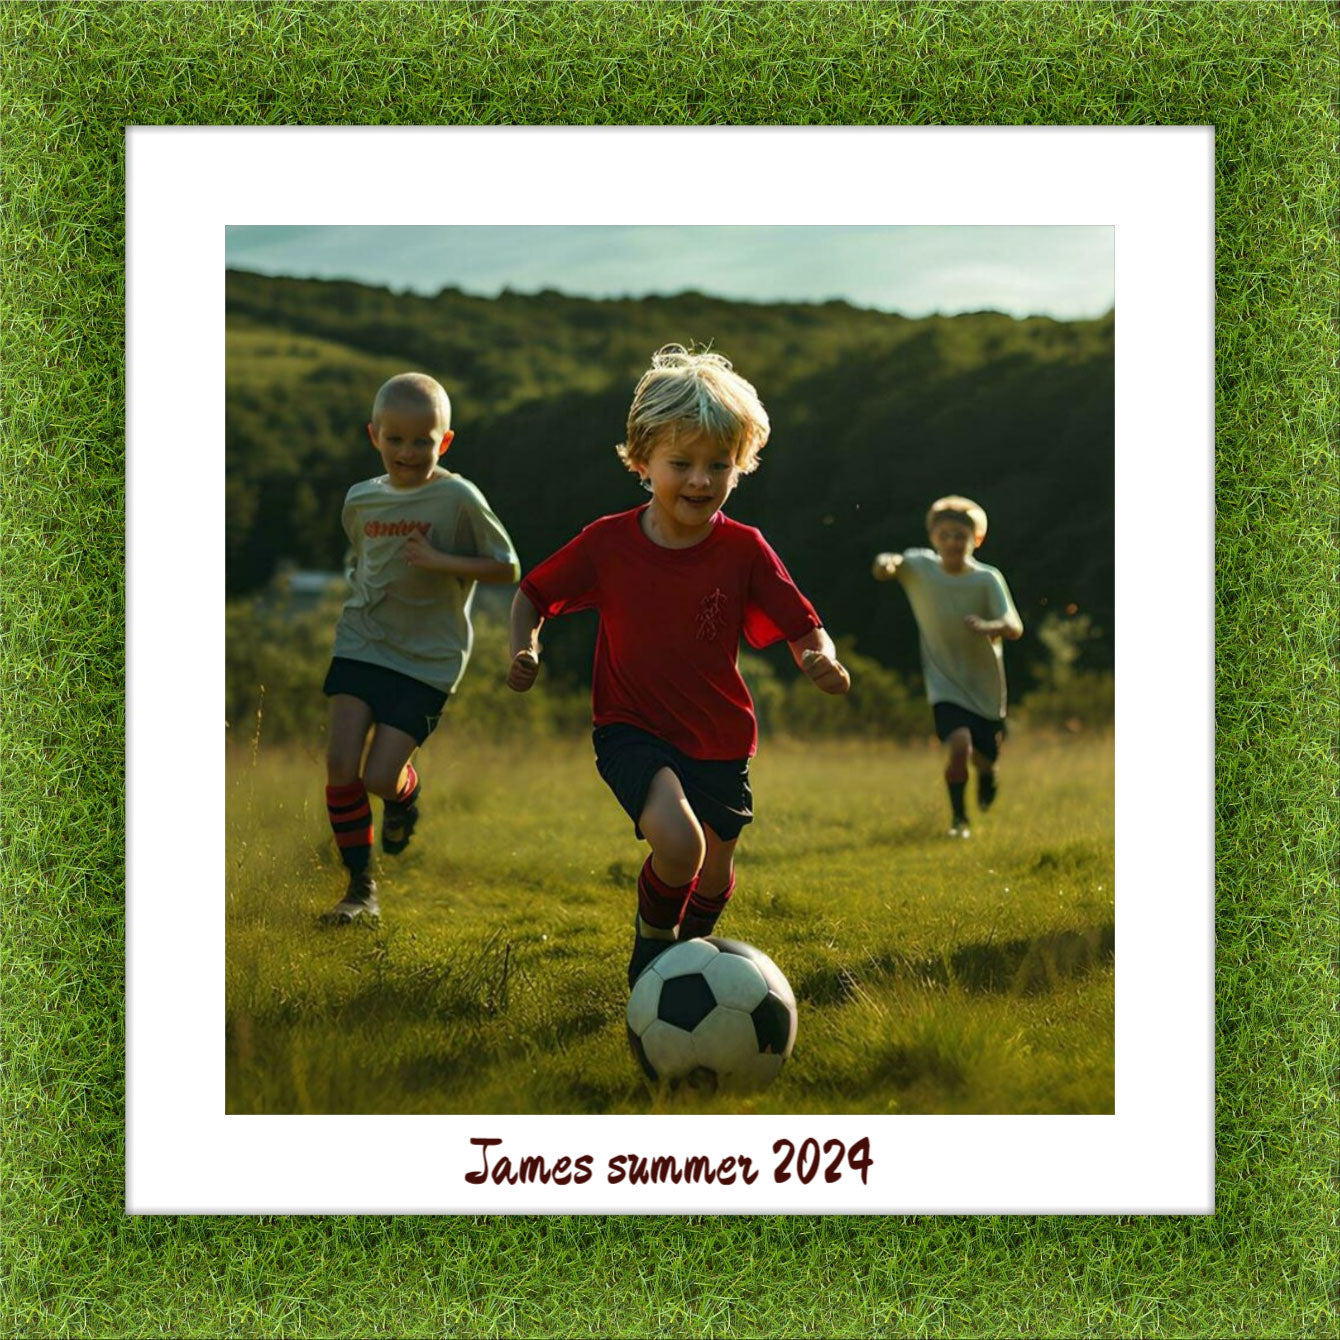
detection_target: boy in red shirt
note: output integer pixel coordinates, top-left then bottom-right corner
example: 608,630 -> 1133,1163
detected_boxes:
507,345 -> 850,987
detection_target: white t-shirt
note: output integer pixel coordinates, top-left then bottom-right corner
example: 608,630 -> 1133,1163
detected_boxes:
332,469 -> 520,693
897,548 -> 1020,719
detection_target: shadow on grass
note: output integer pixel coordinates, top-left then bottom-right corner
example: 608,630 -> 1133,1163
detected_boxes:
226,926 -> 628,1111
742,820 -> 939,867
796,921 -> 1115,1005
1022,839 -> 1110,878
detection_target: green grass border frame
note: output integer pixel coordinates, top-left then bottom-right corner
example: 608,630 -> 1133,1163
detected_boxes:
3,2 -> 1334,1335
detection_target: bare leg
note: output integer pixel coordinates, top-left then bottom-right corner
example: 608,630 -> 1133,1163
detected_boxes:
679,824 -> 738,940
943,726 -> 972,785
627,768 -> 704,986
326,694 -> 373,786
944,726 -> 971,833
321,695 -> 378,921
361,724 -> 420,800
361,723 -> 424,859
971,740 -> 999,810
637,767 -> 705,887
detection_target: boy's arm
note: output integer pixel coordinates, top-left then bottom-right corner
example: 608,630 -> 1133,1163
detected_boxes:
965,613 -> 1024,640
965,571 -> 1023,641
341,493 -> 360,579
871,551 -> 904,581
404,532 -> 517,583
788,626 -> 851,695
507,589 -> 545,692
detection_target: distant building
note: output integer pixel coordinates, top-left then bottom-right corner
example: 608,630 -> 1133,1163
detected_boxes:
264,561 -> 518,617
268,562 -> 346,614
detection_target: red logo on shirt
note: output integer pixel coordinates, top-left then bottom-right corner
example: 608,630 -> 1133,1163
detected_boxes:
696,588 -> 728,641
364,520 -> 431,538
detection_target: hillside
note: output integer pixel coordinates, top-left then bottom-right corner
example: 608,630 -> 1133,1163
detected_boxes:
225,269 -> 1114,684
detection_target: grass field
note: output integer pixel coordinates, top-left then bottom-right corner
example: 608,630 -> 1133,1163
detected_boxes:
227,730 -> 1114,1117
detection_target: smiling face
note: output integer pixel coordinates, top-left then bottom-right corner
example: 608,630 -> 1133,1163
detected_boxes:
368,402 -> 453,489
928,517 -> 976,573
636,428 -> 740,544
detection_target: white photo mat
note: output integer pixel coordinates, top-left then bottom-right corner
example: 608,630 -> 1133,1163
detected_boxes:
127,125 -> 1213,1214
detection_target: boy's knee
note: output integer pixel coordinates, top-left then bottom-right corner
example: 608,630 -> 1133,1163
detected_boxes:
943,729 -> 971,782
651,824 -> 706,885
326,750 -> 361,787
698,831 -> 736,881
362,765 -> 402,799
696,856 -> 735,900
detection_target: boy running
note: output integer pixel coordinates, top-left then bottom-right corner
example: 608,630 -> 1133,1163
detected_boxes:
507,345 -> 850,988
321,372 -> 520,924
872,495 -> 1022,838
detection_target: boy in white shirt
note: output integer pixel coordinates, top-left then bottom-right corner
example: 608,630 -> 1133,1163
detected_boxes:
321,373 -> 520,923
872,495 -> 1022,837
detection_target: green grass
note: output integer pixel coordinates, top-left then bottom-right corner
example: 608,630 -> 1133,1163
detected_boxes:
3,2 -> 1336,1337
227,734 -> 1114,1116
226,326 -> 412,394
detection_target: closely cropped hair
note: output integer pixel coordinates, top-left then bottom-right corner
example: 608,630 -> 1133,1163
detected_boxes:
371,372 -> 452,428
616,345 -> 771,475
926,495 -> 989,546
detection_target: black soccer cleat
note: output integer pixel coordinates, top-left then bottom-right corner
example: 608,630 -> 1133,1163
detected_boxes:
677,909 -> 720,943
977,771 -> 998,812
381,787 -> 420,855
627,916 -> 676,990
321,871 -> 380,925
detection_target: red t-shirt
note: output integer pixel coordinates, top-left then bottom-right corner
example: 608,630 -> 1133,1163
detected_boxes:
521,507 -> 821,759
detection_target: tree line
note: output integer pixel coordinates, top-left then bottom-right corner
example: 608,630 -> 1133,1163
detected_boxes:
226,268 -> 1114,689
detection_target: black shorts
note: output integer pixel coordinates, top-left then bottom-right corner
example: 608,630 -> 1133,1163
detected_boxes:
322,657 -> 448,745
932,701 -> 1005,762
592,722 -> 753,843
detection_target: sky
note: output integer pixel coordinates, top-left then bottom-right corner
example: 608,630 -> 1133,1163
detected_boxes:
224,225 -> 1114,321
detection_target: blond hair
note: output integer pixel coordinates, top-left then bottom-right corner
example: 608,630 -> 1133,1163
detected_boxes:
371,372 -> 452,428
616,345 -> 770,475
926,495 -> 988,546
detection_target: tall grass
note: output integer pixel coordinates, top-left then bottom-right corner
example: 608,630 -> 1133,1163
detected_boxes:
227,731 -> 1114,1115
226,595 -> 1118,746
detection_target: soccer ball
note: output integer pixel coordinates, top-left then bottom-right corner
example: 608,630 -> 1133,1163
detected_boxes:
626,937 -> 797,1094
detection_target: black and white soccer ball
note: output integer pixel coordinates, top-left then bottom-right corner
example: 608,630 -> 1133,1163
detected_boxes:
626,937 -> 797,1094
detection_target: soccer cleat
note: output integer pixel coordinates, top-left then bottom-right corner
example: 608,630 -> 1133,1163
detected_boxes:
321,871 -> 380,925
381,790 -> 420,855
677,911 -> 719,942
977,771 -> 998,811
627,915 -> 676,990
949,819 -> 972,839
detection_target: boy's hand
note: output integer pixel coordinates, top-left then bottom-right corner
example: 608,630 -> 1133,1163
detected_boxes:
404,532 -> 446,570
507,649 -> 540,693
802,649 -> 851,695
871,552 -> 902,581
964,614 -> 995,636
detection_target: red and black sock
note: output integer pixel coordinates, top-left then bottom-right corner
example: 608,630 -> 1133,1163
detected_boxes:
326,780 -> 373,873
947,780 -> 968,822
637,856 -> 694,933
391,761 -> 420,808
679,872 -> 735,941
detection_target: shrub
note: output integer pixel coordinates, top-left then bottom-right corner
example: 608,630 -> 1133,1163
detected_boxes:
1015,612 -> 1114,732
1014,673 -> 1115,733
225,590 -> 589,749
776,641 -> 927,741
